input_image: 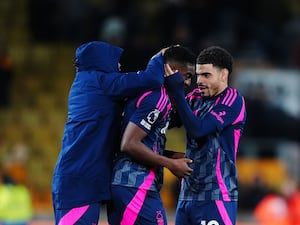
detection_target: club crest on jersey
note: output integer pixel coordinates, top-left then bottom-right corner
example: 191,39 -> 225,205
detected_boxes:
140,109 -> 160,130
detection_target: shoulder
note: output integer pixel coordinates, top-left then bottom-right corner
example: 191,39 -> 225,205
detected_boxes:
136,87 -> 168,108
219,87 -> 244,107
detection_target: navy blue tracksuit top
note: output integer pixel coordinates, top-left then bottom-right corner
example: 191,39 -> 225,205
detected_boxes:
52,41 -> 164,209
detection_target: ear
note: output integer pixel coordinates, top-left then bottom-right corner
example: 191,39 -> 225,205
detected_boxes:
221,68 -> 229,83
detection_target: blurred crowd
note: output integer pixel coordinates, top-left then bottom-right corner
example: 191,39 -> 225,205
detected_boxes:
253,177 -> 300,225
0,170 -> 33,225
27,0 -> 300,69
0,38 -> 13,108
26,0 -> 300,149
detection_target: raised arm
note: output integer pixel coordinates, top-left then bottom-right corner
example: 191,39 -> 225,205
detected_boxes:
164,70 -> 218,139
101,51 -> 165,98
165,70 -> 244,139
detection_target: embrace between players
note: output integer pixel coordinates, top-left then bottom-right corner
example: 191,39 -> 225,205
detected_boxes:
52,41 -> 246,225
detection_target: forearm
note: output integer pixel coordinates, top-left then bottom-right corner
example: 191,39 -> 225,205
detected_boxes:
122,141 -> 172,168
121,121 -> 193,178
143,53 -> 164,88
165,74 -> 204,138
101,53 -> 164,98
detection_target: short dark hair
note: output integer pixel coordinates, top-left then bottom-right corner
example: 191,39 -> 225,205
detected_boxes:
164,45 -> 196,65
197,46 -> 233,74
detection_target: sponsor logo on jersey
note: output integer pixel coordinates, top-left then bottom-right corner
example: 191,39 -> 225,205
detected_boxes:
210,110 -> 226,124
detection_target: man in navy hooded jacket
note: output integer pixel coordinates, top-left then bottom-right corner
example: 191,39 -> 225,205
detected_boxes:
52,41 -> 166,224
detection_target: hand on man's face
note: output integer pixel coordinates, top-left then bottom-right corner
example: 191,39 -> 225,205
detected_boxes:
164,64 -> 178,77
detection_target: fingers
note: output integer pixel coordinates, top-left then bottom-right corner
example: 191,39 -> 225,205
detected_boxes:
164,64 -> 171,77
179,158 -> 193,178
160,47 -> 169,55
152,44 -> 181,59
171,158 -> 193,178
161,44 -> 178,55
183,158 -> 193,164
184,159 -> 193,176
187,159 -> 193,164
186,165 -> 193,173
164,64 -> 178,77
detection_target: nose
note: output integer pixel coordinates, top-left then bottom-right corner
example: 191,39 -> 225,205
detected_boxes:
184,79 -> 191,87
196,76 -> 202,85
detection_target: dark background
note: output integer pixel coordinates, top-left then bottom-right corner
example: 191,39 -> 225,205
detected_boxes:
0,0 -> 299,217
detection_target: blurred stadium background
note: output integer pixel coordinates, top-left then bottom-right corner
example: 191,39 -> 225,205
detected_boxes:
0,0 -> 299,224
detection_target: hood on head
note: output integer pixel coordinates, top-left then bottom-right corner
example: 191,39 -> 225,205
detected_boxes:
75,41 -> 123,72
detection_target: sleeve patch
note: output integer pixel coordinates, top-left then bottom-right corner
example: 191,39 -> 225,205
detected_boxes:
140,119 -> 151,130
140,109 -> 160,130
147,109 -> 160,124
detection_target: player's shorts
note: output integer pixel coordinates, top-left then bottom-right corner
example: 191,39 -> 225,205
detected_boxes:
108,185 -> 167,225
54,203 -> 100,225
175,200 -> 237,225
